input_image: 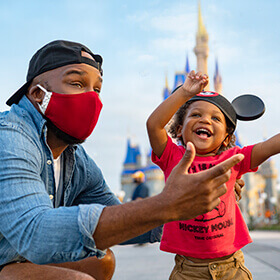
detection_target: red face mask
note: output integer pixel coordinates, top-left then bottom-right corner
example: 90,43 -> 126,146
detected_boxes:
37,84 -> 103,140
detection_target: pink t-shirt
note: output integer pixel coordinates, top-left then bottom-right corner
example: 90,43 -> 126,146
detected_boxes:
152,136 -> 257,259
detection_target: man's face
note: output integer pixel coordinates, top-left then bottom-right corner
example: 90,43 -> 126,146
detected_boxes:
29,51 -> 103,144
44,52 -> 103,97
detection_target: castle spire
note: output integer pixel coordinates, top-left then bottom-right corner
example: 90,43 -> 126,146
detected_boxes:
165,74 -> 169,88
193,0 -> 209,90
163,73 -> 170,100
185,54 -> 190,74
197,1 -> 207,37
214,58 -> 222,94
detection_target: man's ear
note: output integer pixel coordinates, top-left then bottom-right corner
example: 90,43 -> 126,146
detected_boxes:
177,125 -> 183,137
27,84 -> 45,104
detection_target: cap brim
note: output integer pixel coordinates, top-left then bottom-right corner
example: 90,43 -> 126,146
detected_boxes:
6,81 -> 32,106
232,94 -> 265,121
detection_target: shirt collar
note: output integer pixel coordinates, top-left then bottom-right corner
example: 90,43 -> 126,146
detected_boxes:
17,95 -> 47,137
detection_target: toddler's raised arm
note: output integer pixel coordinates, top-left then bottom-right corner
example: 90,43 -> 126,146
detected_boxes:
146,71 -> 208,158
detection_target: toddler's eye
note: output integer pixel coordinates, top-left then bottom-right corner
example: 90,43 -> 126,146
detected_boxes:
191,113 -> 200,117
212,116 -> 220,121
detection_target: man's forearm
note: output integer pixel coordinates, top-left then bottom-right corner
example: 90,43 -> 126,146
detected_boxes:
93,194 -> 168,250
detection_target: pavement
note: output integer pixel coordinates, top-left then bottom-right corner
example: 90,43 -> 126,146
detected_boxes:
111,230 -> 280,279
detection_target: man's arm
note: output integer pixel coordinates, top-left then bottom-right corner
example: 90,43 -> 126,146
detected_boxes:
93,142 -> 244,250
146,71 -> 208,158
251,133 -> 280,169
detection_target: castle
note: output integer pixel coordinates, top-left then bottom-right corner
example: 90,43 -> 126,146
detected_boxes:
120,2 -> 279,225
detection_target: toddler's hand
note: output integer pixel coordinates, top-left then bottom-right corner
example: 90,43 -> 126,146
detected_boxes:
182,70 -> 209,97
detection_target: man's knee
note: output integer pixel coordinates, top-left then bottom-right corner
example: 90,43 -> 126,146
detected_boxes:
0,262 -> 96,280
97,248 -> 116,280
50,248 -> 116,280
103,248 -> 116,269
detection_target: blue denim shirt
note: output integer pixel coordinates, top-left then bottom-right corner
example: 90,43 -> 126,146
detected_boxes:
0,96 -> 161,265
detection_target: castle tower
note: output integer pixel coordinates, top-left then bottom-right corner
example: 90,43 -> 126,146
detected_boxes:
121,138 -> 141,183
120,138 -> 142,202
144,149 -> 165,197
185,54 -> 190,74
121,138 -> 165,202
163,74 -> 170,100
171,54 -> 191,93
214,59 -> 223,94
258,159 -> 279,215
193,1 -> 209,90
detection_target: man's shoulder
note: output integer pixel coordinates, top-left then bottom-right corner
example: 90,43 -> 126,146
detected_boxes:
1,107 -> 25,135
0,105 -> 43,155
1,108 -> 38,137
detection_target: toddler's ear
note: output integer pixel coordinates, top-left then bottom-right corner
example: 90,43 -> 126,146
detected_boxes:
222,134 -> 231,147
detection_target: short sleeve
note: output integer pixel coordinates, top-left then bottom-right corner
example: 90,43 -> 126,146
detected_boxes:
235,145 -> 258,178
151,136 -> 185,179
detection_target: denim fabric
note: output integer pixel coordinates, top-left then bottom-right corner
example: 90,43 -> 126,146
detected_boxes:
0,96 -> 161,266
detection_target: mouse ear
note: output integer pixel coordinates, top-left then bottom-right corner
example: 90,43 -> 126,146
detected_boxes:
231,94 -> 265,121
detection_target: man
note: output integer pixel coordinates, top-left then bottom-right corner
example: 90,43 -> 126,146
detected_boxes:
132,171 -> 149,201
0,40 -> 244,280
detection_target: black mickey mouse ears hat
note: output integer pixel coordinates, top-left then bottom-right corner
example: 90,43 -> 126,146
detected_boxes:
189,91 -> 237,130
6,40 -> 103,106
171,85 -> 265,133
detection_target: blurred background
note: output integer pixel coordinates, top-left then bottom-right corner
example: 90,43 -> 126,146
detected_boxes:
0,0 -> 280,228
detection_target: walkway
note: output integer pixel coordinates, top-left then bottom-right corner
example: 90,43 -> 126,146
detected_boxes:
112,230 -> 280,279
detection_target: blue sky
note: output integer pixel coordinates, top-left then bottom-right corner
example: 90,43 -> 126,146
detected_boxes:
1,0 -> 280,193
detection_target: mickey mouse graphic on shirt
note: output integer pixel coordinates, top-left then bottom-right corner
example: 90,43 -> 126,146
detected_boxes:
195,201 -> 226,222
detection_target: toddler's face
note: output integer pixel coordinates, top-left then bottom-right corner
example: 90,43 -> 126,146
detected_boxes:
178,101 -> 229,155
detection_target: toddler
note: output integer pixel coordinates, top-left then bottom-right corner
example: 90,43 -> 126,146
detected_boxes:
147,70 -> 280,280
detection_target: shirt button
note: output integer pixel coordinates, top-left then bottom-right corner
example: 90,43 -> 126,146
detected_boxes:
47,160 -> 52,165
211,264 -> 217,270
49,194 -> 54,200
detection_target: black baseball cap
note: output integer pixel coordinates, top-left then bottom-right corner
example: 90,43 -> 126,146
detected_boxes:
188,91 -> 237,131
6,40 -> 103,106
172,85 -> 265,132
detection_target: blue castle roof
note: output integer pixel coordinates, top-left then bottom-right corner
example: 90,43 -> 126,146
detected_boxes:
214,59 -> 222,82
121,164 -> 160,177
185,55 -> 190,73
173,73 -> 186,91
235,131 -> 242,148
123,139 -> 141,165
163,86 -> 170,100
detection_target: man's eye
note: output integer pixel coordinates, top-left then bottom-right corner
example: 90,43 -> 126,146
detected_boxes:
94,89 -> 101,94
72,83 -> 82,88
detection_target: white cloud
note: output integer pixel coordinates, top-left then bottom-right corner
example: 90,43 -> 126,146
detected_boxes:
150,13 -> 196,34
136,54 -> 155,63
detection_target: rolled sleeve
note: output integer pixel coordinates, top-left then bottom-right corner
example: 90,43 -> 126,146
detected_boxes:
78,204 -> 107,259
